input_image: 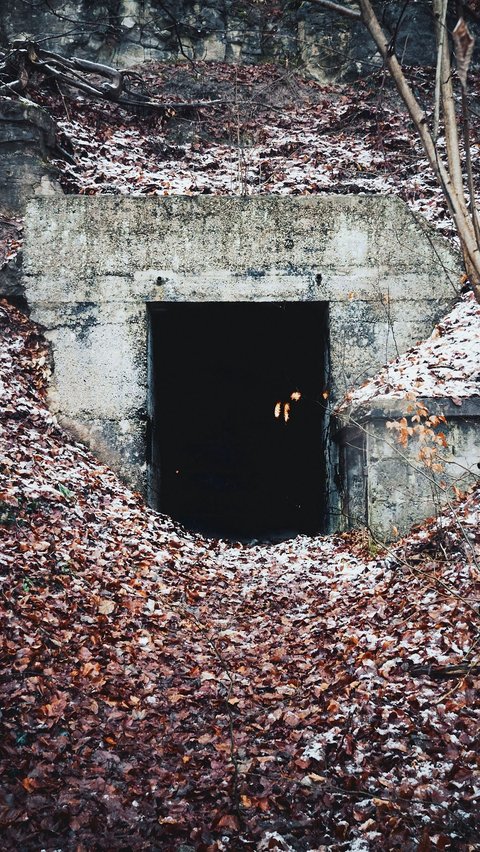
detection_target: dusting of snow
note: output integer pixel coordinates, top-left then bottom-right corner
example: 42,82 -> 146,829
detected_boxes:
257,832 -> 295,851
303,728 -> 341,758
338,293 -> 480,409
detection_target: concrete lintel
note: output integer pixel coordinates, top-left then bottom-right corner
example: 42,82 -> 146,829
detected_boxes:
139,270 -> 324,302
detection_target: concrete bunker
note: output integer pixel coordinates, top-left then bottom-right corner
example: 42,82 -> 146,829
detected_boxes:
148,302 -> 329,540
22,195 -> 461,537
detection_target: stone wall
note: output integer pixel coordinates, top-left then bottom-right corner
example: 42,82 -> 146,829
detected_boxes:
0,0 -> 464,82
22,194 -> 460,527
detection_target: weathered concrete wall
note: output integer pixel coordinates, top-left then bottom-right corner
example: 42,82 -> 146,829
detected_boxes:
23,195 -> 460,516
336,398 -> 480,539
0,0 -> 466,81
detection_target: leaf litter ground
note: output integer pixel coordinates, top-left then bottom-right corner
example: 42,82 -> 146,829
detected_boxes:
0,301 -> 479,850
1,61 -> 480,851
36,60 -> 480,242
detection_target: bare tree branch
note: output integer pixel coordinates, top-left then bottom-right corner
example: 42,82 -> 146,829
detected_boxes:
355,0 -> 480,301
431,0 -> 474,281
410,661 -> 480,680
460,97 -> 480,246
0,40 -> 226,112
306,0 -> 361,21
309,0 -> 480,301
433,0 -> 448,139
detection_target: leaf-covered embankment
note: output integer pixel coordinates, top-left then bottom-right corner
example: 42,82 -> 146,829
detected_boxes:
0,300 -> 479,849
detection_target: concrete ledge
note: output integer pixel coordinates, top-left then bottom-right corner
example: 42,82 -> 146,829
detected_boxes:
335,395 -> 480,432
335,395 -> 480,539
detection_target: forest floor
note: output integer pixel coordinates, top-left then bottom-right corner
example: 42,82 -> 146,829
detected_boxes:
0,62 -> 479,850
43,61 -> 466,237
0,298 -> 479,850
2,59 -> 476,267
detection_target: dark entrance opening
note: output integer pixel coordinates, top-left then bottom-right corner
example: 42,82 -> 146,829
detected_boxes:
148,302 -> 329,541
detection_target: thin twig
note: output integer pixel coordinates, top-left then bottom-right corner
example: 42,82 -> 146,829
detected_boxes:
308,0 -> 361,20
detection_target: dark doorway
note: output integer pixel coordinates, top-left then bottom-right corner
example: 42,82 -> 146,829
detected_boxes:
148,302 -> 329,541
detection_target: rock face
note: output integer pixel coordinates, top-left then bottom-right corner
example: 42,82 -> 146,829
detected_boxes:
0,0 -> 466,81
0,97 -> 62,304
0,97 -> 61,216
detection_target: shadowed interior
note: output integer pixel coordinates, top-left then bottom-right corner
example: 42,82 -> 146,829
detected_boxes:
148,302 -> 329,541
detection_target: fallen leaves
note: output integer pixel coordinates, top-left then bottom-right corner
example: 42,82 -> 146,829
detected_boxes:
38,694 -> 68,719
0,255 -> 479,847
97,597 -> 115,615
27,59 -> 477,250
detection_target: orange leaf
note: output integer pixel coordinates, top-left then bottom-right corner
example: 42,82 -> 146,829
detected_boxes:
216,814 -> 240,830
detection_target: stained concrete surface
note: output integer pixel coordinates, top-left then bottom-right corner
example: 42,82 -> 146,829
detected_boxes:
23,195 -> 461,531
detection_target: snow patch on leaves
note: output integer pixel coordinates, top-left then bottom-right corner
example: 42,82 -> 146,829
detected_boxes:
33,61 -> 462,246
338,292 -> 480,410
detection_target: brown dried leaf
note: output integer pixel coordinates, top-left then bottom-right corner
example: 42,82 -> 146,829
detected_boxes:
453,18 -> 475,87
98,598 -> 115,615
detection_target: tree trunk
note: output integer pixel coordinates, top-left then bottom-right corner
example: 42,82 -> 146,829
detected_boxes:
357,0 -> 480,302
